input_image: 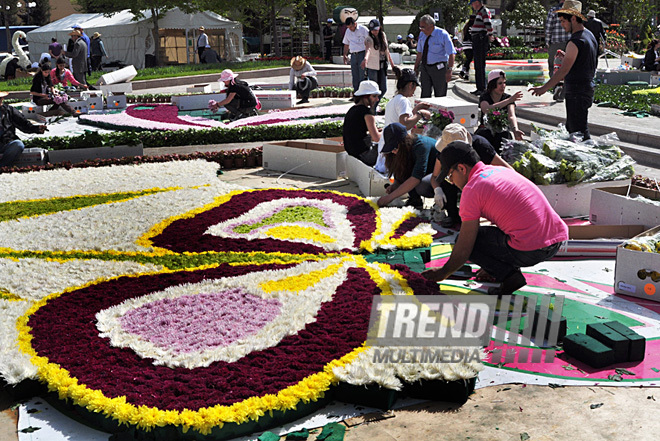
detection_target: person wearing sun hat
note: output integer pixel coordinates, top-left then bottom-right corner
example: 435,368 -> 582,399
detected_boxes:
376,123 -> 439,209
197,26 -> 209,63
71,23 -> 91,76
64,29 -> 88,86
530,0 -> 597,140
89,32 -> 108,71
0,90 -> 47,168
342,80 -> 382,166
210,69 -> 258,121
429,123 -> 512,227
421,140 -> 568,296
289,56 -> 317,105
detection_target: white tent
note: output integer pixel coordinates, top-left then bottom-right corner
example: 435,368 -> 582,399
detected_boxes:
27,8 -> 244,69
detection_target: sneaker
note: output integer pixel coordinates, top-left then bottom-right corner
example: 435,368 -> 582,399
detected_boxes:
459,71 -> 468,80
488,270 -> 527,297
440,216 -> 460,228
470,90 -> 484,96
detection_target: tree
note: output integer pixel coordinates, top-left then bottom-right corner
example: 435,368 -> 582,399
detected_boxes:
409,0 -> 471,37
501,0 -> 546,33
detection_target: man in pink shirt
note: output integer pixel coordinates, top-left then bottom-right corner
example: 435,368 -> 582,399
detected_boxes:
423,141 -> 568,296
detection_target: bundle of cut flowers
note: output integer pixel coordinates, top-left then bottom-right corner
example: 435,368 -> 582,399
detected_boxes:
484,108 -> 509,134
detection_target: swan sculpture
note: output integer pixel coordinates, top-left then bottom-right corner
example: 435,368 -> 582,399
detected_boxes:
0,31 -> 32,78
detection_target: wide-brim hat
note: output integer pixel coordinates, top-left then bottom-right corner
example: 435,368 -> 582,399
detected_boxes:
354,80 -> 381,96
0,91 -> 8,98
382,123 -> 408,154
199,26 -> 205,31
69,30 -> 82,37
436,123 -> 472,152
291,56 -> 306,71
219,69 -> 237,82
557,0 -> 586,21
92,32 -> 101,39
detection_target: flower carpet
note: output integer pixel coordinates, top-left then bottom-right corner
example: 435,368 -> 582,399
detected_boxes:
0,159 -> 482,439
78,104 -> 352,132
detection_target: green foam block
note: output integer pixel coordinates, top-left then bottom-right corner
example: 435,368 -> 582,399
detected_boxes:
587,323 -> 630,363
603,321 -> 646,362
563,333 -> 615,368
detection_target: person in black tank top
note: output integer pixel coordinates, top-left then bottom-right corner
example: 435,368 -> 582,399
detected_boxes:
529,0 -> 597,140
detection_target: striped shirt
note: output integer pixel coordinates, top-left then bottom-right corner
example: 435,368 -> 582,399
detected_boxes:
545,3 -> 571,46
470,6 -> 493,35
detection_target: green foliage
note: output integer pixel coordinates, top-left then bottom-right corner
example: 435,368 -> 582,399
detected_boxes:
594,84 -> 660,113
25,121 -> 343,150
409,1 -> 471,37
501,0 -> 546,30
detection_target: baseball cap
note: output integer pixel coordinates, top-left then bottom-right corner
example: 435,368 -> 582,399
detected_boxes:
438,141 -> 480,182
327,18 -> 333,23
436,123 -> 472,152
398,68 -> 420,86
382,123 -> 408,154
487,69 -> 505,84
408,34 -> 414,38
368,19 -> 380,30
397,34 -> 403,40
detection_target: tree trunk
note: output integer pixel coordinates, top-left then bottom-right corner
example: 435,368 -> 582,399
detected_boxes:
151,7 -> 161,66
2,0 -> 10,53
315,0 -> 326,59
271,0 -> 280,57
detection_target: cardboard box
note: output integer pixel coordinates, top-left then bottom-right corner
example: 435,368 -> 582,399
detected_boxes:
614,226 -> 660,302
100,83 -> 133,96
171,93 -> 227,111
187,84 -> 213,93
590,185 -> 660,229
70,101 -> 88,115
621,54 -> 644,69
555,224 -> 646,258
254,90 -> 296,110
652,74 -> 660,87
105,95 -> 127,109
345,155 -> 390,197
84,95 -> 104,111
263,141 -> 347,180
21,104 -> 48,119
539,179 -> 630,218
414,97 -> 479,128
0,147 -> 47,166
96,65 -> 137,86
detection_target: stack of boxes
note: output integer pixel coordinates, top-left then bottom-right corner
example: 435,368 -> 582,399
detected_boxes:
563,321 -> 646,368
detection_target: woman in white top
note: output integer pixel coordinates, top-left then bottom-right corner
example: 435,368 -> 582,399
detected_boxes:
289,56 -> 318,105
363,19 -> 396,102
374,68 -> 431,174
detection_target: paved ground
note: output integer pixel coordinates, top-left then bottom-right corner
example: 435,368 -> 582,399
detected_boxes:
2,61 -> 660,441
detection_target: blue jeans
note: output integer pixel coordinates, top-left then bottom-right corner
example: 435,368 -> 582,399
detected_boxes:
0,139 -> 25,168
366,67 -> 387,98
350,51 -> 366,91
564,83 -> 593,140
467,226 -> 562,282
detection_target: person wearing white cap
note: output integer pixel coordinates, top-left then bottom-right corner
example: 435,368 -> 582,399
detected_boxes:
476,69 -> 524,153
211,69 -> 258,121
323,19 -> 334,61
406,34 -> 416,50
584,10 -> 605,54
342,80 -> 382,166
431,123 -> 512,227
530,0 -> 597,140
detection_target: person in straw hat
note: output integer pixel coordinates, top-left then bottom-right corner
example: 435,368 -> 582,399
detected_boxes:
289,56 -> 317,105
64,29 -> 88,86
0,90 -> 46,168
210,69 -> 258,121
530,0 -> 597,140
90,32 -> 108,71
431,123 -> 512,228
197,26 -> 209,63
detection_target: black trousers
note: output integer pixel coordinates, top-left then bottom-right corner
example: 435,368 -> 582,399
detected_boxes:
472,33 -> 489,92
564,83 -> 594,140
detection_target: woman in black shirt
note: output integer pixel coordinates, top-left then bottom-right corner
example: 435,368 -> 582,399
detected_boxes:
342,80 -> 382,166
30,61 -> 75,115
211,69 -> 258,121
476,69 -> 523,153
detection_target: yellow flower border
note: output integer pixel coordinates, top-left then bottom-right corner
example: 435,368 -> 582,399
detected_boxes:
15,256 -> 412,435
376,210 -> 433,250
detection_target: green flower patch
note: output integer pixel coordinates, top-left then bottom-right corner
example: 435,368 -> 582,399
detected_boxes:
0,189 -> 167,222
594,84 -> 660,113
233,206 -> 328,233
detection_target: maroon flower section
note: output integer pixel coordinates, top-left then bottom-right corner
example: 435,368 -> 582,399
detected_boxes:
125,104 -> 210,128
150,189 -> 378,254
28,263 -> 383,411
391,217 -> 428,240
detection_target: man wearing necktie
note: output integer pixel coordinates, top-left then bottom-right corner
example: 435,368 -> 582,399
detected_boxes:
414,14 -> 456,98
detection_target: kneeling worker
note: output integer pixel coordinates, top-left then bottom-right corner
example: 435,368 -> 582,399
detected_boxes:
0,90 -> 47,168
422,141 -> 568,296
211,69 -> 258,121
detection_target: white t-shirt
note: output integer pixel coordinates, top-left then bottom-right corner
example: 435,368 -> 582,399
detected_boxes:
374,94 -> 413,174
342,25 -> 369,53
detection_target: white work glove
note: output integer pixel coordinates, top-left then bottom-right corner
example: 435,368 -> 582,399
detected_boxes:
434,187 -> 446,209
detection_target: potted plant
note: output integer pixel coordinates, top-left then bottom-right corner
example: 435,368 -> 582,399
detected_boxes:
234,150 -> 246,168
222,152 -> 235,169
246,150 -> 257,167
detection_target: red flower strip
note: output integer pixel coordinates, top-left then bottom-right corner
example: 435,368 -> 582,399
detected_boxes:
151,189 -> 378,254
125,104 -> 210,128
28,263 -> 381,410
